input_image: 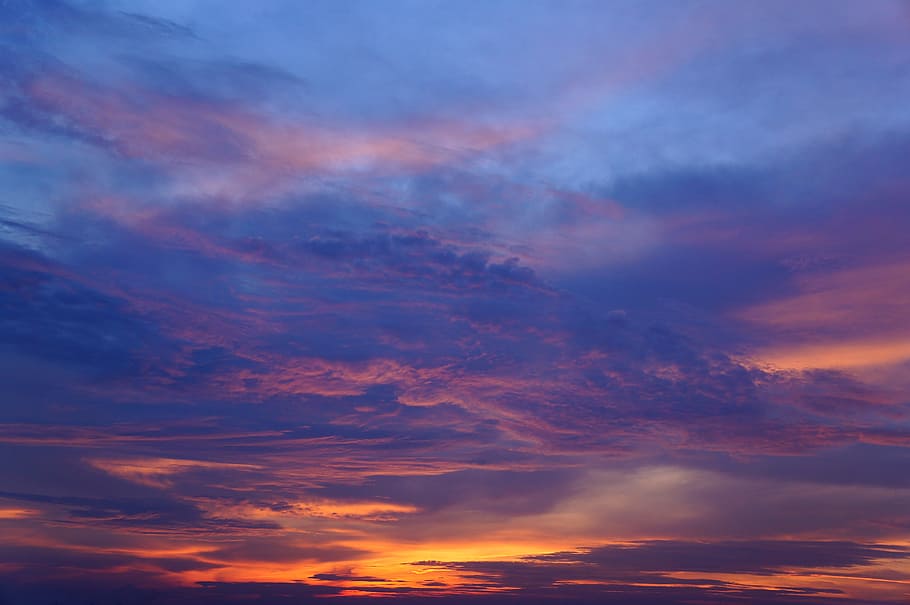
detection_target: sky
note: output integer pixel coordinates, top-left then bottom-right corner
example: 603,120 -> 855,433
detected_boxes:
1,1 -> 910,603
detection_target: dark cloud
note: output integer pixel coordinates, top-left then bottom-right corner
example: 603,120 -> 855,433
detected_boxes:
410,540 -> 910,601
313,468 -> 578,515
0,244 -> 155,375
535,540 -> 910,574
208,538 -> 368,564
310,573 -> 388,582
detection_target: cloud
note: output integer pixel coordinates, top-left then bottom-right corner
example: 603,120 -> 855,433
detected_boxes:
3,1 -> 910,602
408,538 -> 910,602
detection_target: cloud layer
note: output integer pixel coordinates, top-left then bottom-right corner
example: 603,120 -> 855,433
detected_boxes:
2,1 -> 910,603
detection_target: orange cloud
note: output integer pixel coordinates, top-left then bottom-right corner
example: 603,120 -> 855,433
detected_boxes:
87,457 -> 261,488
753,338 -> 910,371
739,259 -> 910,374
740,260 -> 910,335
0,508 -> 37,519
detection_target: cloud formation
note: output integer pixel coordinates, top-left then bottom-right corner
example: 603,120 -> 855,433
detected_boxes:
2,1 -> 910,603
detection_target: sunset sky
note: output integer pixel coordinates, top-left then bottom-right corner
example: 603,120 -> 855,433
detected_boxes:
2,1 -> 910,603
